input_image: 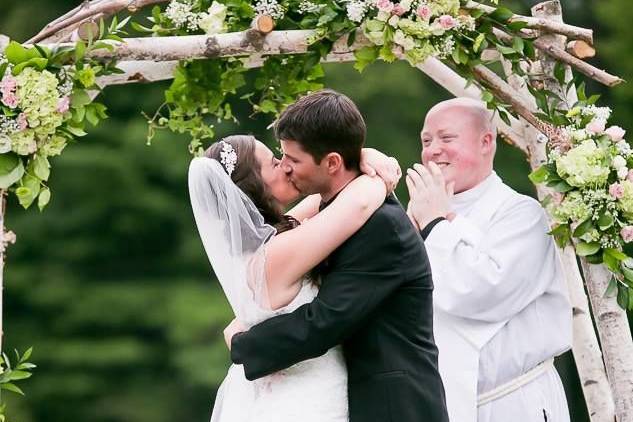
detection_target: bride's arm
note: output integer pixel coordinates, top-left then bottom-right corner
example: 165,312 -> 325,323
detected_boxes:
265,175 -> 387,309
285,148 -> 402,222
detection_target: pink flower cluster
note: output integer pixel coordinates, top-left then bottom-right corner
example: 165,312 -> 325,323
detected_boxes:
609,183 -> 625,199
0,75 -> 18,109
416,5 -> 431,20
621,226 -> 633,243
606,126 -> 626,141
438,15 -> 457,29
57,96 -> 70,114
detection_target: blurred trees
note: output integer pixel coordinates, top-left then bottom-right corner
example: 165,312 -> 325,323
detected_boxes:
0,0 -> 629,421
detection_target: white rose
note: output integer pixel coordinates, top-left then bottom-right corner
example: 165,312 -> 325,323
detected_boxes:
388,15 -> 400,27
400,0 -> 413,12
613,155 -> 627,170
208,1 -> 227,18
618,166 -> 629,180
616,140 -> 631,154
376,10 -> 391,22
393,29 -> 415,51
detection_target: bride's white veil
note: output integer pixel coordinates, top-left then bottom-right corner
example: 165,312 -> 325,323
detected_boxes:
188,156 -> 276,325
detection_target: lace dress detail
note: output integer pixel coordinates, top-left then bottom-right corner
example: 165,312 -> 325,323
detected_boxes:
211,279 -> 349,422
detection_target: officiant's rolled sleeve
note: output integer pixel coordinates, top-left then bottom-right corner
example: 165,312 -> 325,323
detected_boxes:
425,199 -> 556,323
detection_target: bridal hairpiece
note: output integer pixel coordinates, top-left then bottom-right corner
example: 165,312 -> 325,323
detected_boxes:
219,140 -> 238,176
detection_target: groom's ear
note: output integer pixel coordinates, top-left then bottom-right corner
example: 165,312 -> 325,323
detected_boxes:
323,152 -> 344,175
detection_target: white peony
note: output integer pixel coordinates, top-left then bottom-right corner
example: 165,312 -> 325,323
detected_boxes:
393,29 -> 415,51
613,155 -> 627,170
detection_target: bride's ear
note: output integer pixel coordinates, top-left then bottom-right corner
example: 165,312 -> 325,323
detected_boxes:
323,152 -> 344,174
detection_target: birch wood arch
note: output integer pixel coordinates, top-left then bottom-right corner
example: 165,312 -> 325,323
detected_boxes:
0,1 -> 632,421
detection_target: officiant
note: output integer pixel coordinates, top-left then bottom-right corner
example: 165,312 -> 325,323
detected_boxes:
406,98 -> 573,422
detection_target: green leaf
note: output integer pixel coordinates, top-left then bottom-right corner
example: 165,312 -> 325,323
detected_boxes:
604,276 -> 618,298
0,153 -> 20,176
616,283 -> 632,310
353,46 -> 379,73
31,155 -> 50,181
513,37 -> 524,54
473,33 -> 485,53
603,248 -> 621,273
576,241 -> 601,257
489,7 -> 514,22
528,165 -> 550,183
71,90 -> 92,108
554,62 -> 566,86
1,383 -> 24,396
16,174 -> 40,209
548,180 -> 574,193
20,347 -> 32,363
549,224 -> 571,248
65,125 -> 88,137
8,370 -> 32,381
0,157 -> 24,189
596,211 -> 613,230
75,40 -> 86,62
12,57 -> 48,74
573,218 -> 594,237
605,248 -> 628,261
4,41 -> 35,65
621,261 -> 633,284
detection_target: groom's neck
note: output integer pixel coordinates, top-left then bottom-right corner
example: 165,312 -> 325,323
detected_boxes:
320,168 -> 361,203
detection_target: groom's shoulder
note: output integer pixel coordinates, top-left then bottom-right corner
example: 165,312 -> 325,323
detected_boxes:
362,194 -> 409,235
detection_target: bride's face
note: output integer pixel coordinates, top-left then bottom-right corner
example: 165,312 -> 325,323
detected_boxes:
254,141 -> 301,207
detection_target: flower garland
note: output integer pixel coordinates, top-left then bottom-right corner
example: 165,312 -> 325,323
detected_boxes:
0,20 -> 126,210
530,93 -> 633,308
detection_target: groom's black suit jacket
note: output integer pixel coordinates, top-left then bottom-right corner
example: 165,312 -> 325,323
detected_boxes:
231,194 -> 448,422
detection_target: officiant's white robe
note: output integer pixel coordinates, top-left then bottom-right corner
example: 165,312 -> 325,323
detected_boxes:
424,172 -> 572,422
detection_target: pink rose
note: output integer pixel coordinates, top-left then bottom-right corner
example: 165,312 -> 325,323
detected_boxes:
627,169 -> 633,183
586,118 -> 606,135
416,5 -> 432,20
610,182 -> 625,199
0,75 -> 17,93
375,0 -> 394,13
57,96 -> 70,113
17,113 -> 27,131
438,15 -> 457,30
1,92 -> 18,108
621,226 -> 633,243
605,126 -> 626,141
392,3 -> 406,16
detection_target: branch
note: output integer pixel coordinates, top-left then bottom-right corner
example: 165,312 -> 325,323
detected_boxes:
464,1 -> 594,45
492,28 -> 622,87
27,0 -> 169,44
36,29 -> 370,62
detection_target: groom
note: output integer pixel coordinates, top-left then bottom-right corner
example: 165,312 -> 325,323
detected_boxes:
224,89 -> 448,422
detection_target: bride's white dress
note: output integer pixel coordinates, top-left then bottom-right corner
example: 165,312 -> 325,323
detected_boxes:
187,157 -> 347,422
211,280 -> 349,422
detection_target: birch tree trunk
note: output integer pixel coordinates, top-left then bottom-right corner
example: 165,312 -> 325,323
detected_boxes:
531,2 -> 633,421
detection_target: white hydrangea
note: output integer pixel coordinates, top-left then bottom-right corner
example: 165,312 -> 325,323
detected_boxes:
346,1 -> 368,23
165,0 -> 202,31
555,139 -> 610,187
298,0 -> 320,13
618,166 -> 629,180
198,1 -> 227,34
616,140 -> 631,155
582,104 -> 612,122
254,0 -> 285,20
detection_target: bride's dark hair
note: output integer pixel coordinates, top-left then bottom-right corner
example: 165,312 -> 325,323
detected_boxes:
204,135 -> 299,234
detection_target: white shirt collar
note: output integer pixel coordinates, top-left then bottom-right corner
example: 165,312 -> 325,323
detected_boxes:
451,171 -> 499,211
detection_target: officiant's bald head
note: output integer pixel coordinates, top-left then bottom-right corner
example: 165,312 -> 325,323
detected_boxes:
421,98 -> 497,193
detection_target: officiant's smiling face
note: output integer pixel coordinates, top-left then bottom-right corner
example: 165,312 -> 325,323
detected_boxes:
421,99 -> 496,193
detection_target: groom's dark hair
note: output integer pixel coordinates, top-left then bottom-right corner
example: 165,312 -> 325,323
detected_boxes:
274,89 -> 366,170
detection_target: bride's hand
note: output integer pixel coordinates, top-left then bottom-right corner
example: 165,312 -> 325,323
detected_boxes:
223,318 -> 246,350
360,148 -> 402,193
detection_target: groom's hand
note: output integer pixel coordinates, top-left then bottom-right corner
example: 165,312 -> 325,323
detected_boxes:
360,148 -> 401,193
406,162 -> 454,229
224,318 -> 245,351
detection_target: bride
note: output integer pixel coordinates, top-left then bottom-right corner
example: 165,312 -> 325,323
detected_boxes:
188,134 -> 399,422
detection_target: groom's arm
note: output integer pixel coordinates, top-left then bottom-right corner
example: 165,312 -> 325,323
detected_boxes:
230,208 -> 408,380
